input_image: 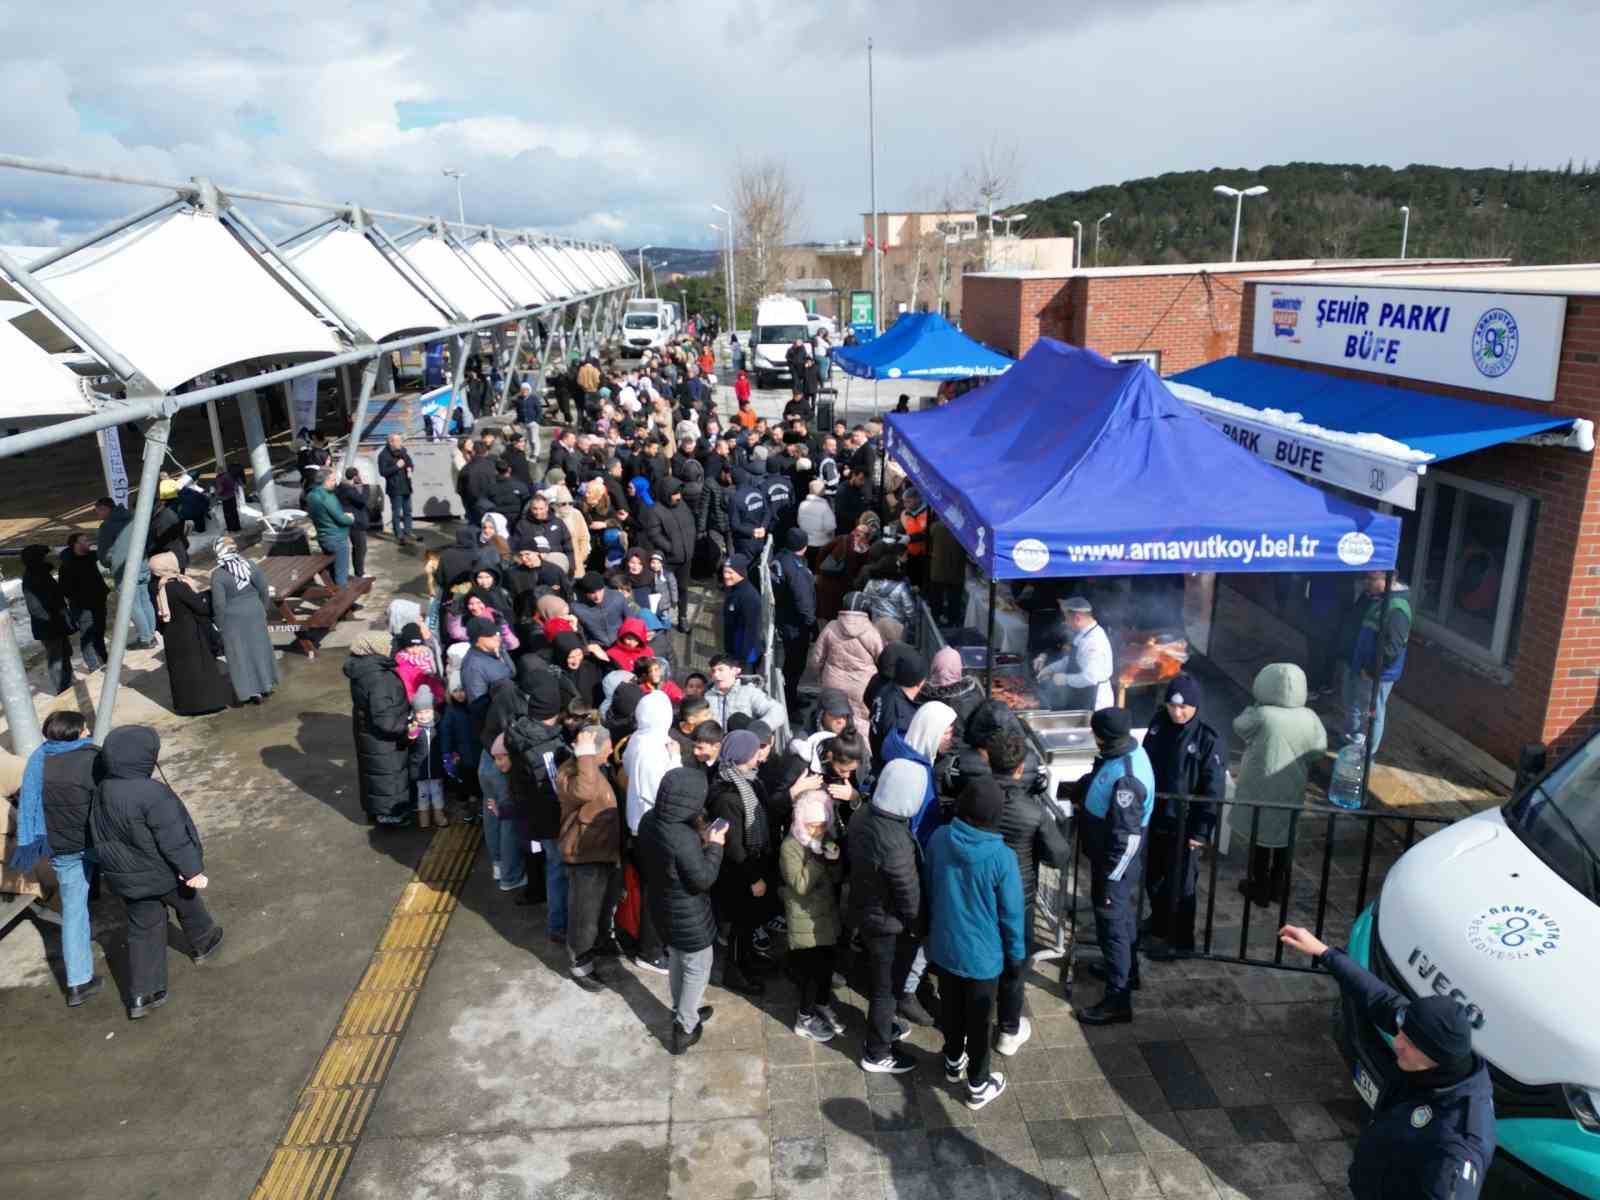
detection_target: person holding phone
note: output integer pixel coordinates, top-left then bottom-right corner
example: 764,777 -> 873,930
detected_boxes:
637,767 -> 725,1054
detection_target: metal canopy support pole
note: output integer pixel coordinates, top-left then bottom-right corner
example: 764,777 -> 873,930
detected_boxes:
499,319 -> 527,409
0,247 -> 147,386
237,390 -> 281,514
95,410 -> 173,743
204,400 -> 228,473
1355,570 -> 1394,807
24,194 -> 186,273
343,358 -> 381,471
984,574 -> 998,697
452,334 -> 475,415
0,606 -> 41,757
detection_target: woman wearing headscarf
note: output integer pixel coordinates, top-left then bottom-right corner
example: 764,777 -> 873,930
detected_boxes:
921,647 -> 983,738
148,552 -> 231,717
344,632 -> 414,825
707,728 -> 775,997
814,511 -> 880,621
208,537 -> 278,706
780,791 -> 846,1043
444,568 -> 520,652
882,701 -> 959,847
1233,663 -> 1326,906
621,547 -> 675,627
550,630 -> 607,707
626,475 -> 656,547
479,511 -> 511,561
807,592 -> 885,730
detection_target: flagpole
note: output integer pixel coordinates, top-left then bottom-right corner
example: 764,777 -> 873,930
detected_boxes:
868,36 -> 881,336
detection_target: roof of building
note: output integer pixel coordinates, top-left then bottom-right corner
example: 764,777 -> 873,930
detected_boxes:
1253,262 -> 1600,297
964,257 -> 1506,282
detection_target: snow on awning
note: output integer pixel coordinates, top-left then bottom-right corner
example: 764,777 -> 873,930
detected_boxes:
0,319 -> 95,423
401,235 -> 508,319
285,225 -> 449,342
1,210 -> 342,390
509,243 -> 573,301
467,239 -> 550,309
1168,356 -> 1589,509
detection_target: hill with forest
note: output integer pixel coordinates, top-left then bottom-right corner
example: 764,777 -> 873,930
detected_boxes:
1017,162 -> 1600,266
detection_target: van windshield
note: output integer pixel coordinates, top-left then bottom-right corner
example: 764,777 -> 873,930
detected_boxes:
624,314 -> 659,330
1505,737 -> 1600,903
756,324 -> 809,345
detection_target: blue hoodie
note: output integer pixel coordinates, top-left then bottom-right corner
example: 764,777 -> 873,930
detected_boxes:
923,818 -> 1025,980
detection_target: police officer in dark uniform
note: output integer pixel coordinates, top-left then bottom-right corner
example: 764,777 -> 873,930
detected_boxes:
762,461 -> 797,544
1279,924 -> 1495,1198
1072,707 -> 1154,1026
1139,673 -> 1225,958
729,459 -> 771,562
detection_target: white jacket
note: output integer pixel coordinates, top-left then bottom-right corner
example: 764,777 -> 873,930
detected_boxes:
624,691 -> 677,833
1044,621 -> 1115,710
797,496 -> 838,548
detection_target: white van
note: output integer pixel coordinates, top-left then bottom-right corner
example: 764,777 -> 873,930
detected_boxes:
621,299 -> 672,358
1339,733 -> 1600,1197
750,295 -> 810,389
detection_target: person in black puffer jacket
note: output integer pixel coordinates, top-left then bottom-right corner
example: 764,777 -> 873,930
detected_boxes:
638,766 -> 726,1053
20,544 -> 73,694
707,730 -> 776,997
344,633 -> 413,825
90,725 -> 222,1016
983,729 -> 1071,1053
504,672 -> 570,939
38,710 -> 101,1004
847,758 -> 926,1071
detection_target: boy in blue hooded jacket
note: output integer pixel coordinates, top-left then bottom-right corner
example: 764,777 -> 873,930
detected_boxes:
923,776 -> 1025,1110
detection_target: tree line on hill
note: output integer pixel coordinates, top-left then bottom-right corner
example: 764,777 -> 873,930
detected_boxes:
1014,162 -> 1600,266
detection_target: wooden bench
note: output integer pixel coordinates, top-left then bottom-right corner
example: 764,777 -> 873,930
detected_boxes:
260,553 -> 371,657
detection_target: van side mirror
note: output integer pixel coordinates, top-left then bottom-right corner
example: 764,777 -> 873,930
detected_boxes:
1514,742 -> 1548,797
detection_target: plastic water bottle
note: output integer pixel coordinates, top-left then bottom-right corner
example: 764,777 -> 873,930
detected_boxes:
1328,736 -> 1367,810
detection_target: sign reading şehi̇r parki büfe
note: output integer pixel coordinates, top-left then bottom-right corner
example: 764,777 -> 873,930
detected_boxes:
1254,282 -> 1567,402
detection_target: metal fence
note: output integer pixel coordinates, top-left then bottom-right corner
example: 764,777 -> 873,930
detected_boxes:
1052,791 -> 1456,990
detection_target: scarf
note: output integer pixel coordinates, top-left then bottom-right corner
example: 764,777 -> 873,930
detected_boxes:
790,793 -> 832,855
718,757 -> 763,853
149,551 -> 191,623
8,737 -> 95,871
214,537 -> 251,591
630,475 -> 655,507
480,512 -> 509,543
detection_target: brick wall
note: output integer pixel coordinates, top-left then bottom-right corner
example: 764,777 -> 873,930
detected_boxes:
1240,283 -> 1600,763
962,275 -> 1025,356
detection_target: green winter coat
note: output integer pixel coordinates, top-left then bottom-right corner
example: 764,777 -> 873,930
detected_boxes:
779,835 -> 844,950
1232,662 -> 1327,849
305,485 -> 353,547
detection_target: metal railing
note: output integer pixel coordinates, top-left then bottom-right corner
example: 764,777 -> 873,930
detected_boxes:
1056,791 -> 1455,983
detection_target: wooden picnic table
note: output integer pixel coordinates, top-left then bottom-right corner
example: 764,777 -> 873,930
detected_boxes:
260,554 -> 372,657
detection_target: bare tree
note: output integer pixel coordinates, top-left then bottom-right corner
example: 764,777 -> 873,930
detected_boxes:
732,158 -> 805,304
964,138 -> 1022,269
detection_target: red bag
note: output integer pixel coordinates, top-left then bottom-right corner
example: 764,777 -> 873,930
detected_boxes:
616,863 -> 642,940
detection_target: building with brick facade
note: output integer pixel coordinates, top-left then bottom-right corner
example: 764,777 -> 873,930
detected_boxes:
962,258 -> 1506,375
1168,264 -> 1600,765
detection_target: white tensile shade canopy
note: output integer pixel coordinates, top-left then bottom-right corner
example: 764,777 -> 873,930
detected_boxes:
603,249 -> 636,286
2,210 -> 342,390
468,239 -> 550,308
584,246 -> 627,288
0,318 -> 94,423
538,244 -> 591,294
401,236 -> 508,319
510,243 -> 574,300
554,245 -> 608,291
285,226 -> 450,342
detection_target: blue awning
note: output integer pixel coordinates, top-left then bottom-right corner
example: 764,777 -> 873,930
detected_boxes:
832,311 -> 1014,381
1172,356 -> 1576,463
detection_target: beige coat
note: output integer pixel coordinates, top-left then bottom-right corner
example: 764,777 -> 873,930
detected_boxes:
807,610 -> 884,728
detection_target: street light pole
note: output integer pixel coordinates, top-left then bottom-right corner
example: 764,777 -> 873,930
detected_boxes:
1072,220 -> 1083,269
1213,183 -> 1269,263
442,168 -> 466,225
1400,205 -> 1411,259
713,203 -> 736,333
637,243 -> 652,296
867,36 -> 880,334
1094,212 -> 1113,267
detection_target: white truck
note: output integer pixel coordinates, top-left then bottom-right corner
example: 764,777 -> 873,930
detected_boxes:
750,295 -> 810,389
1338,734 -> 1600,1198
620,298 -> 674,358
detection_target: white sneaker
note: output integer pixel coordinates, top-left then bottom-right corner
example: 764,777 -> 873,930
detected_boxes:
817,1003 -> 845,1035
995,1017 -> 1032,1057
943,1052 -> 969,1084
966,1072 -> 1008,1111
492,863 -> 502,881
794,1013 -> 835,1043
891,1017 -> 912,1043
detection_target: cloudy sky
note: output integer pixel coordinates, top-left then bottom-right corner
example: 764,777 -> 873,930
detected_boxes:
0,0 -> 1594,250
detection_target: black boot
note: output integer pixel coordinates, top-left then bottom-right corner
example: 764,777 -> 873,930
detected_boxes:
1075,988 -> 1133,1026
671,1019 -> 705,1055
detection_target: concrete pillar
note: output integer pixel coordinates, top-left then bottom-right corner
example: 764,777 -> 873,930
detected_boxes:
205,399 -> 228,473
0,608 -> 41,757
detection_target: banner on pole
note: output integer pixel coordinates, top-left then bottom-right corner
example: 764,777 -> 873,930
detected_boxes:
290,374 -> 319,435
98,426 -> 130,506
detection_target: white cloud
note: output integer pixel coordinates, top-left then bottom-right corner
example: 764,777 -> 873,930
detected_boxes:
0,0 -> 1595,248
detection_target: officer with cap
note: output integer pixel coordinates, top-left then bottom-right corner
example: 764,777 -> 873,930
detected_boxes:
1072,707 -> 1154,1025
1279,924 -> 1495,1198
1035,596 -> 1115,712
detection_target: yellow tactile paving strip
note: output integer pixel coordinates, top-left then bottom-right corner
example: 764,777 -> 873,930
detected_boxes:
249,821 -> 480,1200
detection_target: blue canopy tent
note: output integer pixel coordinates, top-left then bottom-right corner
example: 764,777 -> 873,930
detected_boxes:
883,338 -> 1400,581
833,311 -> 1014,380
